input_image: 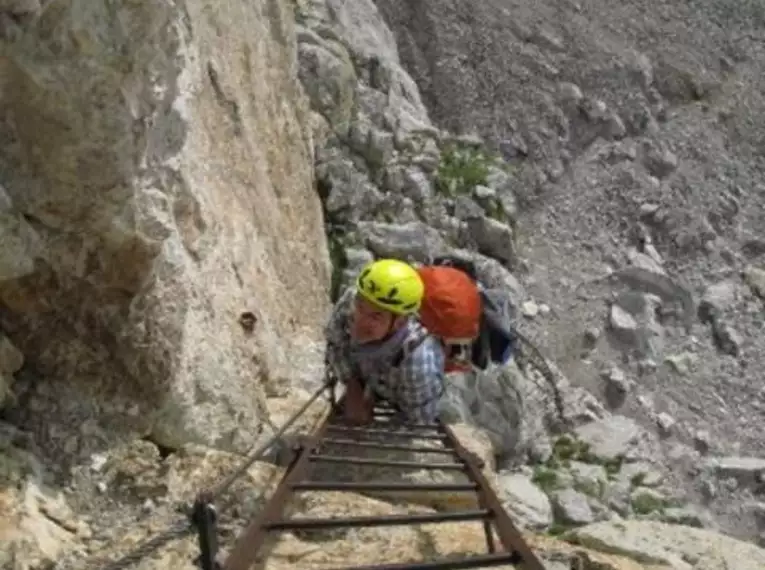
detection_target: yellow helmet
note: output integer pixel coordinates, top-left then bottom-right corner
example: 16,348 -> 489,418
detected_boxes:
356,259 -> 424,316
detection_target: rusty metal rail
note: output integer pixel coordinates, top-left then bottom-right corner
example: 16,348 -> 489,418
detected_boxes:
217,400 -> 547,570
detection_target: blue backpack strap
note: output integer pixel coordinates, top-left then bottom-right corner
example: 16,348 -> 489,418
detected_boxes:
472,287 -> 518,368
391,327 -> 429,368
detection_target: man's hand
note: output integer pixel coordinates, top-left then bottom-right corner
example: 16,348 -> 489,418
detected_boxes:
343,378 -> 373,425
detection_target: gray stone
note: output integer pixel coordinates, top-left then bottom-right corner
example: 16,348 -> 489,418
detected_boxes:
626,248 -> 666,275
608,304 -> 639,343
574,416 -> 646,461
620,462 -> 664,487
610,291 -> 665,359
603,478 -> 633,517
693,430 -> 712,454
605,113 -> 627,139
656,412 -> 676,436
521,301 -> 540,318
641,143 -> 678,179
558,82 -> 584,105
568,461 -> 608,498
614,266 -> 694,330
603,366 -> 630,407
496,472 -> 553,531
552,488 -> 595,525
699,280 -> 737,324
712,322 -> 743,357
658,506 -> 714,529
318,154 -> 386,221
453,195 -> 486,220
356,221 -> 451,262
0,207 -> 40,285
584,327 -> 601,345
297,40 -> 357,135
568,520 -> 765,569
664,352 -> 697,376
743,265 -> 765,299
343,247 -> 374,274
749,502 -> 765,522
439,361 -> 552,460
643,243 -> 664,266
707,456 -> 765,484
640,202 -> 661,217
474,184 -> 496,201
347,119 -> 395,167
465,216 -> 516,266
384,165 -> 433,204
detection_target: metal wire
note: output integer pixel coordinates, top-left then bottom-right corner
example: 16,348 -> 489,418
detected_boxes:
67,380 -> 335,570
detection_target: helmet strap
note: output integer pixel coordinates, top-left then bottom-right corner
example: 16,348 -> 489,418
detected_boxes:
381,313 -> 403,341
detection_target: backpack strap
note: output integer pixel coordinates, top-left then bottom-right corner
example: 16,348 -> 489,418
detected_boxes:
470,288 -> 519,369
391,329 -> 429,368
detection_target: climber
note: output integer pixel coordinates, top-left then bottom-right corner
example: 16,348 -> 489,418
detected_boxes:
325,258 -> 445,425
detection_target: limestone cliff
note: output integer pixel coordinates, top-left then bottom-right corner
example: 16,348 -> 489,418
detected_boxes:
0,0 -> 332,457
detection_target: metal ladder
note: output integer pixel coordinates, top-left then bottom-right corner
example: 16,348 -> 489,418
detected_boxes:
215,400 -> 547,570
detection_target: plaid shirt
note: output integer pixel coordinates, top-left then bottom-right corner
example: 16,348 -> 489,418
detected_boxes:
325,287 -> 445,423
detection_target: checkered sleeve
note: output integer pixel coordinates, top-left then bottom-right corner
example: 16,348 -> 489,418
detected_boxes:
394,337 -> 445,423
324,287 -> 357,386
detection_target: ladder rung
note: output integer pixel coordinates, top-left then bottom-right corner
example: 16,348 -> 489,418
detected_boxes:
366,421 -> 443,430
310,454 -> 465,470
292,481 -> 478,492
320,438 -> 455,454
326,425 -> 446,439
265,509 -> 491,531
325,552 -> 523,570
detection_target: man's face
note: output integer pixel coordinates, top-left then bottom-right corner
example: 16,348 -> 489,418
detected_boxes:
351,294 -> 397,344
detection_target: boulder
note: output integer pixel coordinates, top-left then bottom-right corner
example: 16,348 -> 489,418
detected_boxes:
496,472 -> 554,531
437,362 -> 556,463
567,520 -> 765,569
575,416 -> 653,462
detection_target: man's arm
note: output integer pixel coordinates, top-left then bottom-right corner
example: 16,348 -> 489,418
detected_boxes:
395,337 -> 445,424
325,287 -> 374,423
325,286 -> 356,386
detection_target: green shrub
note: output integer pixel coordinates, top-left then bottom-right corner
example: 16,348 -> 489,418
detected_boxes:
532,466 -> 561,493
434,143 -> 494,197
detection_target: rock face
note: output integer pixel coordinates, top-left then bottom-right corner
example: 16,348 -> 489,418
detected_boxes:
0,0 -> 332,456
293,0 -> 524,301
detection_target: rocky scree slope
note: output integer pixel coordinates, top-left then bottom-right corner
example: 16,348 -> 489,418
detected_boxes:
373,0 -> 765,546
0,0 -> 763,570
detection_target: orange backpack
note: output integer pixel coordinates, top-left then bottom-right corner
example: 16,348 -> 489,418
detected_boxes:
417,265 -> 482,342
416,265 -> 482,372
416,258 -> 519,373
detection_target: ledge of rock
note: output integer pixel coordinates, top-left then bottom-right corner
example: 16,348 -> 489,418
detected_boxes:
0,0 -> 331,457
566,520 -> 765,569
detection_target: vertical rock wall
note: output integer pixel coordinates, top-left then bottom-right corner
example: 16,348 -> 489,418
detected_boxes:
0,0 -> 332,457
